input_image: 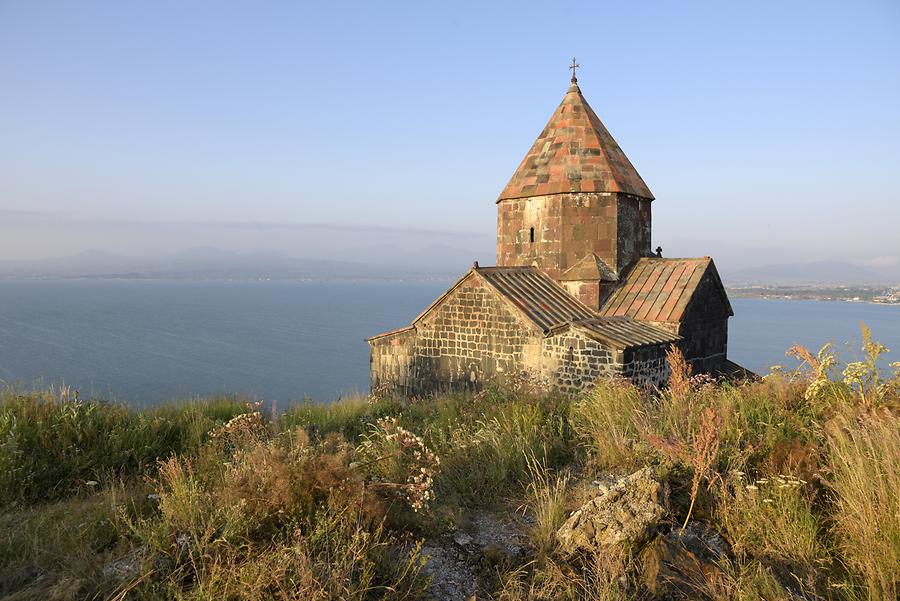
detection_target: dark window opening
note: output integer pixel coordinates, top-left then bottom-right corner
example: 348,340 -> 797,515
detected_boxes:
529,227 -> 535,243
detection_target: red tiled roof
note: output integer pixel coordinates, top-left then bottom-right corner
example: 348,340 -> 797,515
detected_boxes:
497,82 -> 654,202
600,257 -> 732,323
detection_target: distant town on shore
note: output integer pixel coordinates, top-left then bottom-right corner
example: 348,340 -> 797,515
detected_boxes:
728,284 -> 900,305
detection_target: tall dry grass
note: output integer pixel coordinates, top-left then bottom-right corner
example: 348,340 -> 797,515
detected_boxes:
521,454 -> 571,557
497,547 -> 634,601
826,409 -> 900,600
570,379 -> 650,470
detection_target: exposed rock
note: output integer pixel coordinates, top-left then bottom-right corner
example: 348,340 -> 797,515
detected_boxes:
420,510 -> 526,601
101,549 -> 143,581
677,521 -> 731,561
642,522 -> 731,598
452,531 -> 473,547
466,512 -> 525,563
420,543 -> 478,601
556,467 -> 666,555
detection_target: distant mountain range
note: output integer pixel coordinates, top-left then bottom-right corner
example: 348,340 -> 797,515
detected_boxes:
1,250 -> 897,286
724,260 -> 899,286
0,247 -> 488,281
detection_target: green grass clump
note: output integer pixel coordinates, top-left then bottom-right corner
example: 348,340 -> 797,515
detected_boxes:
0,387 -> 248,506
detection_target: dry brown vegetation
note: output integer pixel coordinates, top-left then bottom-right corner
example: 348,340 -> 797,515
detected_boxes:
1,324 -> 898,600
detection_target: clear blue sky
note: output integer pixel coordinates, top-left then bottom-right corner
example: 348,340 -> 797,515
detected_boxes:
1,1 -> 899,272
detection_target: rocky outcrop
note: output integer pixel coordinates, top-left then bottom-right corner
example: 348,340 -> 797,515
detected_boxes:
556,467 -> 667,555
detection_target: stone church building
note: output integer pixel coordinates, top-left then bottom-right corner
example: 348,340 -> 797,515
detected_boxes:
369,71 -> 737,395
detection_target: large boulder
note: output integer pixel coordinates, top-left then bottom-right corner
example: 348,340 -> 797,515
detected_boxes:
556,467 -> 667,555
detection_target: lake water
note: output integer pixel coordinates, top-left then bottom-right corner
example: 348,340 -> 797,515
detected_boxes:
1,280 -> 897,406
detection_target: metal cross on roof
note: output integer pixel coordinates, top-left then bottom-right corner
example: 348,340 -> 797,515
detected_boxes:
569,57 -> 580,83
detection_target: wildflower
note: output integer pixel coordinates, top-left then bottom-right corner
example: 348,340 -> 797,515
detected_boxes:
842,362 -> 869,387
209,411 -> 266,444
804,377 -> 829,402
357,416 -> 440,512
763,498 -> 774,504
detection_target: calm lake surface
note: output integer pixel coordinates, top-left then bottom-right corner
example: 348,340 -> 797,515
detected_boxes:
1,280 -> 898,406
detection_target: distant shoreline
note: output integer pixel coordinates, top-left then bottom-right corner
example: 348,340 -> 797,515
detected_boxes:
727,286 -> 900,306
1,278 -> 899,306
0,275 -> 459,284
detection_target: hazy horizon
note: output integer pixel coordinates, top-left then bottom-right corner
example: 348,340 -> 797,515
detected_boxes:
2,1 -> 899,275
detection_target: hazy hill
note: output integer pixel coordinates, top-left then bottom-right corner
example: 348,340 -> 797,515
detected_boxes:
0,247 -> 473,281
725,260 -> 895,285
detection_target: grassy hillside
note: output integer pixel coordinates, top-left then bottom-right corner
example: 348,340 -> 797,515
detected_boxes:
1,326 -> 898,600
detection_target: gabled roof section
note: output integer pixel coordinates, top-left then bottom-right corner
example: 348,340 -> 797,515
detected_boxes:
559,253 -> 619,282
600,257 -> 733,323
497,81 -> 654,202
366,325 -> 414,343
408,266 -> 596,334
561,316 -> 680,350
476,266 -> 597,331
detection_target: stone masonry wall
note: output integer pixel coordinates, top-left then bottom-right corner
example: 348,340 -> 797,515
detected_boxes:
622,345 -> 671,389
616,195 -> 652,273
560,280 -> 601,311
497,192 -> 651,278
559,279 -> 619,312
497,193 -> 574,278
371,275 -> 542,396
540,329 -> 623,394
370,328 -> 415,392
498,192 -> 609,278
677,269 -> 731,373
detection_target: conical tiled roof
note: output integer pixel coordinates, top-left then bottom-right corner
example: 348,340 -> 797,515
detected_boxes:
497,81 -> 654,202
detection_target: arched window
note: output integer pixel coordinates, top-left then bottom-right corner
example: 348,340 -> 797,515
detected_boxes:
529,227 -> 535,243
